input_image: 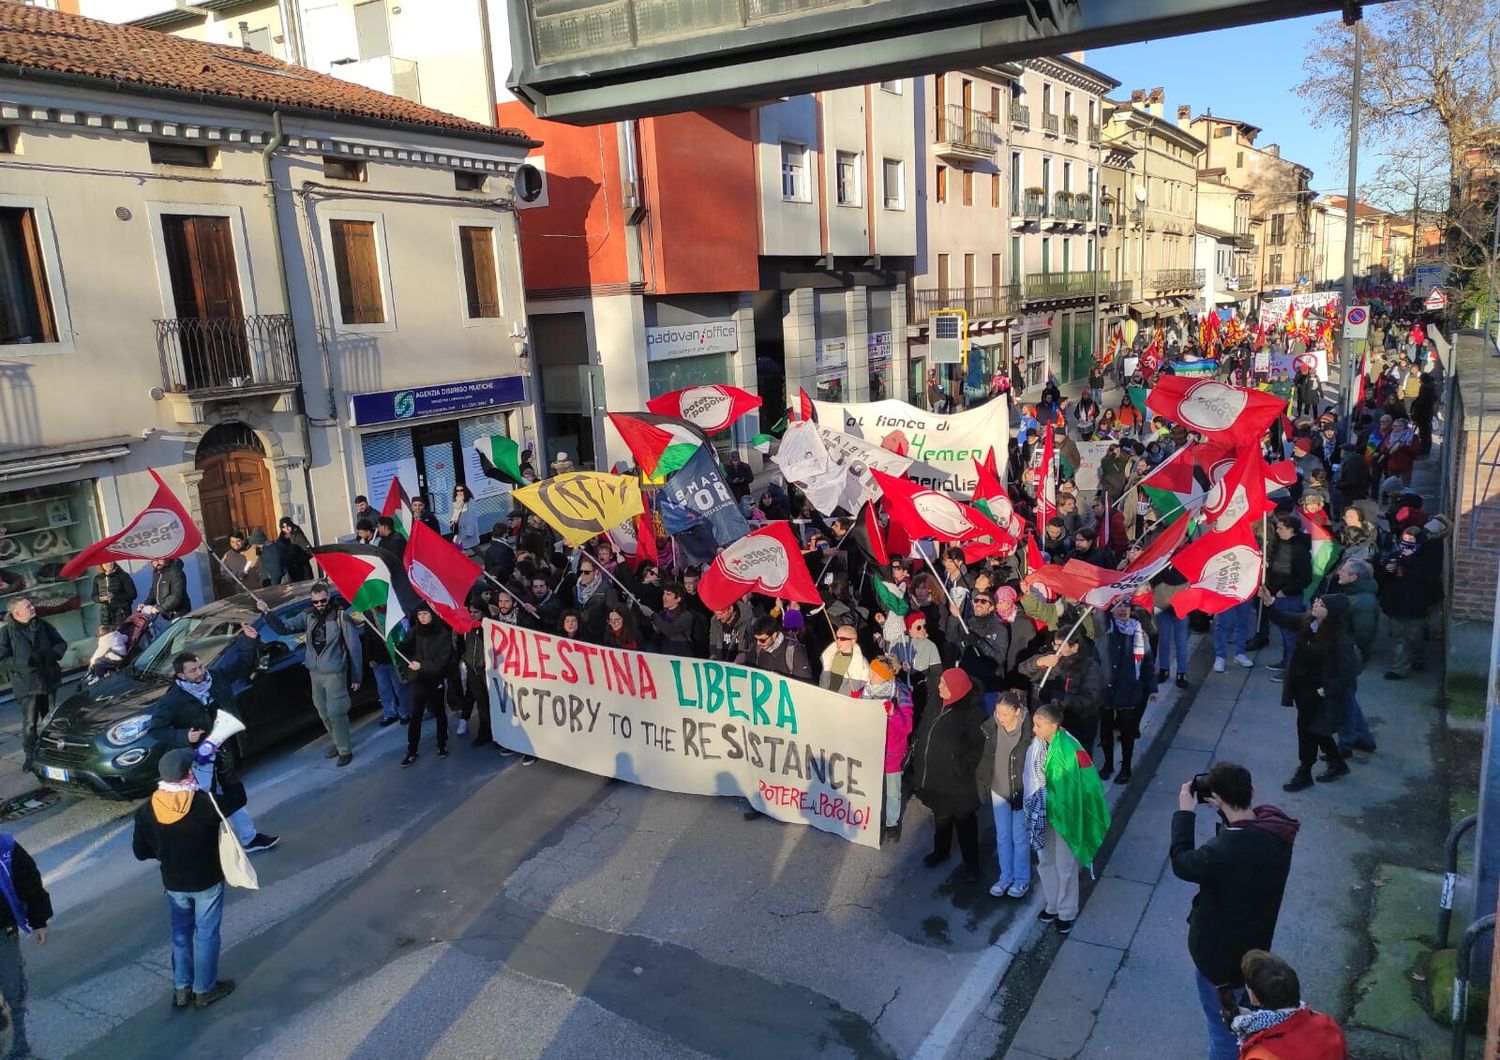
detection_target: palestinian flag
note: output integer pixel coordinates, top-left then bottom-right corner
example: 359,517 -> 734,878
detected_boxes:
380,476 -> 413,540
788,388 -> 815,423
862,502 -> 890,566
872,575 -> 908,617
1137,443 -> 1205,523
1044,728 -> 1111,868
311,545 -> 408,664
606,412 -> 711,480
474,434 -> 524,484
1127,386 -> 1150,417
972,456 -> 1024,539
1299,509 -> 1340,601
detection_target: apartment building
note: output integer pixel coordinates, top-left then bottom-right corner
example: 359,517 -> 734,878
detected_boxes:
0,6 -> 535,649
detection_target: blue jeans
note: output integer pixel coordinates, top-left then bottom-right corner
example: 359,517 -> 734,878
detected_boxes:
1272,595 -> 1303,668
1194,967 -> 1242,1060
1212,602 -> 1250,658
167,883 -> 225,994
192,761 -> 256,847
1338,693 -> 1374,751
1157,609 -> 1191,675
990,792 -> 1031,889
372,662 -> 411,721
884,771 -> 903,828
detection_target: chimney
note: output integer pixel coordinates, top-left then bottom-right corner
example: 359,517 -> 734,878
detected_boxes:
1148,87 -> 1164,119
1176,104 -> 1191,131
1067,50 -> 1086,63
1130,88 -> 1145,105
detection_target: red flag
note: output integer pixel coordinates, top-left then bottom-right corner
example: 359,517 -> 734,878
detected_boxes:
606,511 -> 659,572
1146,377 -> 1288,448
1036,425 -> 1056,533
972,456 -> 1025,539
646,384 -> 762,435
1170,518 -> 1263,617
699,521 -> 821,611
871,469 -> 1014,551
1029,517 -> 1188,609
1139,341 -> 1162,379
403,520 -> 482,632
788,388 -> 815,423
59,469 -> 203,579
980,447 -> 1001,481
862,502 -> 890,567
1197,444 -> 1270,533
1262,456 -> 1299,493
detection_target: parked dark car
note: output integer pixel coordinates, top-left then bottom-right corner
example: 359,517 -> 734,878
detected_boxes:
29,585 -> 377,800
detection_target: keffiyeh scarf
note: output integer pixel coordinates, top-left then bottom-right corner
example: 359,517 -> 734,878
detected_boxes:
1114,617 -> 1148,678
993,586 -> 1019,623
1024,739 -> 1050,853
175,675 -> 214,705
1230,1005 -> 1303,1042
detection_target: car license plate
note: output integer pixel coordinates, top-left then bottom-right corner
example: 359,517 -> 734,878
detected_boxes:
41,766 -> 69,783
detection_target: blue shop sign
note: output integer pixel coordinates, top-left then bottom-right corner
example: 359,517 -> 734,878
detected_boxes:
350,375 -> 526,427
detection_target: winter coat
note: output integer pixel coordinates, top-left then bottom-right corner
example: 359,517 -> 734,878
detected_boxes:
146,633 -> 260,748
1019,649 -> 1106,742
817,644 -> 870,695
1169,804 -> 1300,986
1237,1007 -> 1348,1060
264,604 -> 362,679
1376,540 -> 1443,618
911,689 -> 986,816
708,601 -> 754,662
652,605 -> 700,656
959,611 -> 1010,691
0,838 -> 50,933
133,784 -> 248,893
1102,623 -> 1158,711
0,616 -> 67,699
1264,534 -> 1312,599
91,567 -> 138,627
400,620 -> 457,684
1267,599 -> 1359,735
976,708 -> 1032,805
737,635 -> 813,683
854,683 -> 915,774
1342,575 -> 1379,663
145,558 -> 190,618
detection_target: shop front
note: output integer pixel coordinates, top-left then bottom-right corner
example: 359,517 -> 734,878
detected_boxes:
867,330 -> 893,402
645,319 -> 737,398
1014,313 -> 1053,391
350,375 -> 529,539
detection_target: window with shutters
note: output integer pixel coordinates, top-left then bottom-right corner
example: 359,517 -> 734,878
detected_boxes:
0,206 -> 58,346
458,225 -> 501,319
327,217 -> 388,326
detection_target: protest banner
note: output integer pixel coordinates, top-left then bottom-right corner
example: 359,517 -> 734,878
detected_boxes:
484,621 -> 887,848
1071,441 -> 1113,492
812,397 -> 1009,497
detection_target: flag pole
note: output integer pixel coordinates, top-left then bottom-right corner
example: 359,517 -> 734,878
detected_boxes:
481,570 -> 544,622
359,609 -> 414,667
929,554 -> 971,636
208,547 -> 265,604
1038,605 -> 1092,691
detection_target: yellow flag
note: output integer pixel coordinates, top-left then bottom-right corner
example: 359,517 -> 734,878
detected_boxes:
511,472 -> 645,546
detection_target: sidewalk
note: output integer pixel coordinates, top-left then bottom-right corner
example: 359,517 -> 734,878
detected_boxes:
1001,443 -> 1464,1058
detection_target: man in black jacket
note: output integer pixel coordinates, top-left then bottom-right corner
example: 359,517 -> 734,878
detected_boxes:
958,592 -> 1009,693
1260,515 -> 1313,675
1170,762 -> 1299,1060
0,832 -> 50,1057
0,598 -> 67,769
1018,629 -> 1107,757
91,560 -> 137,628
144,557 -> 190,620
132,748 -> 244,1010
146,627 -> 278,853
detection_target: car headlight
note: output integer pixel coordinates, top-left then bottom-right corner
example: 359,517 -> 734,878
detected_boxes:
113,748 -> 150,768
105,715 -> 152,747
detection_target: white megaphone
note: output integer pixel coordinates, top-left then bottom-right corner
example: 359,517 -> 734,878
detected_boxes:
195,710 -> 247,763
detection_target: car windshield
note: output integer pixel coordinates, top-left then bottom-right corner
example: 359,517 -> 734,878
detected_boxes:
130,614 -> 248,680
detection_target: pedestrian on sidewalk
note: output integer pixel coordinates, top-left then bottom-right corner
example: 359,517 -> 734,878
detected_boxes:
1334,561 -> 1379,758
1153,566 -> 1192,689
1263,593 -> 1358,791
132,748 -> 242,1010
978,690 -> 1032,898
1170,763 -> 1300,1060
146,628 -> 278,853
912,668 -> 985,878
257,583 -> 362,767
1099,599 -> 1157,785
1026,702 -> 1110,936
355,610 -> 410,728
0,598 -> 66,770
1257,515 -> 1313,675
1376,526 -> 1443,681
1231,949 -> 1348,1059
399,603 -> 454,767
0,833 -> 50,1058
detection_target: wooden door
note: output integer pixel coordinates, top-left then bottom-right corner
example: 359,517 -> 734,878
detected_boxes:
162,215 -> 248,388
198,449 -> 275,600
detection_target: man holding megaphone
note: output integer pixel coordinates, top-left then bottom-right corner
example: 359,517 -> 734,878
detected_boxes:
147,623 -> 279,854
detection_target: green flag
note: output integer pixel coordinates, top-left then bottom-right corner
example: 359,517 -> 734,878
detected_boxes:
1045,728 -> 1111,867
474,434 -> 524,484
1128,386 -> 1150,415
872,577 -> 909,617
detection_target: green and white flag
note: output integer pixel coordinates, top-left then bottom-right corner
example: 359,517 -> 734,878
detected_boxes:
310,545 -> 408,664
474,434 -> 525,484
872,576 -> 909,618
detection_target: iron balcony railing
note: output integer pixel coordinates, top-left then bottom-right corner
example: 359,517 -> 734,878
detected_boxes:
1088,122 -> 1101,143
1108,279 -> 1134,303
1011,103 -> 1031,130
1053,191 -> 1073,218
1233,273 -> 1257,292
1063,114 -> 1079,139
1042,111 -> 1059,135
1023,190 -> 1046,219
1151,268 -> 1207,291
1025,270 -> 1111,300
157,314 -> 300,396
1072,196 -> 1093,222
910,284 -> 1022,324
1129,206 -> 1144,224
937,104 -> 996,153
1234,233 -> 1257,250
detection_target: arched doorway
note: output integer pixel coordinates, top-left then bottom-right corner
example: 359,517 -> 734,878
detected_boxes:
196,422 -> 274,599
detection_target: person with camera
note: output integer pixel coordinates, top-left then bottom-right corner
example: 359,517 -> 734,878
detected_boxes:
1172,763 -> 1300,1060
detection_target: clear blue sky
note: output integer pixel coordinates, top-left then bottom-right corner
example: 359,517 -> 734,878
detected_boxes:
1090,13 -> 1364,195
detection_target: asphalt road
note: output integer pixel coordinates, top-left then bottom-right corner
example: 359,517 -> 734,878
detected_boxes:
16,710 -> 1024,1060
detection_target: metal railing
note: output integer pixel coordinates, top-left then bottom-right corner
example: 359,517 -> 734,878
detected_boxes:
1151,268 -> 1206,291
937,104 -> 995,152
910,284 -> 1021,324
1011,103 -> 1030,130
1022,190 -> 1046,219
1053,191 -> 1073,218
1042,111 -> 1059,135
1072,196 -> 1093,222
1129,206 -> 1144,223
1063,114 -> 1079,139
1233,273 -> 1257,292
1233,232 -> 1257,249
156,314 -> 300,396
1025,270 -> 1110,300
1108,279 -> 1133,303
1088,122 -> 1101,143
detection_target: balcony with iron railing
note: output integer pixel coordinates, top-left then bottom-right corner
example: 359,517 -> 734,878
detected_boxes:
1052,191 -> 1074,223
1011,103 -> 1030,130
1071,196 -> 1093,222
1042,111 -> 1059,136
1063,114 -> 1079,139
1232,273 -> 1257,292
156,314 -> 301,405
1150,268 -> 1206,292
909,284 -> 1021,325
935,104 -> 997,165
1025,271 -> 1110,301
1088,122 -> 1101,144
1108,279 -> 1133,303
1021,189 -> 1047,220
1129,206 -> 1144,224
1233,232 -> 1257,250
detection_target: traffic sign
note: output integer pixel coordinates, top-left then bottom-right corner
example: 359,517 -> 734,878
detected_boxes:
1343,305 -> 1370,340
1425,287 -> 1448,310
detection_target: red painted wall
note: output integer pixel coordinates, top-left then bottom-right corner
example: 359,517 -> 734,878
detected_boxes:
497,104 -> 758,296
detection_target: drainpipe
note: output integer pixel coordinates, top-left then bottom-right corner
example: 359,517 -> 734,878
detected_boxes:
260,109 -> 323,544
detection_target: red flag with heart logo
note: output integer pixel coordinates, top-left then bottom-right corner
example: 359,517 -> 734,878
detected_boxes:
1146,377 -> 1288,448
1169,517 -> 1264,618
698,521 -> 822,611
1196,444 -> 1271,533
646,384 -> 762,435
871,469 -> 1014,551
1029,517 -> 1189,609
60,469 -> 203,579
403,519 -> 482,632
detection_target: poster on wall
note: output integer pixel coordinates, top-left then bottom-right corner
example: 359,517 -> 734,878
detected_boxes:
813,397 -> 1010,496
364,458 -> 419,514
484,621 -> 887,848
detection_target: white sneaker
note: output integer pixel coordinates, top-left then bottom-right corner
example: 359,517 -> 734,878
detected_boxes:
1234,653 -> 1254,668
1006,881 -> 1030,898
1213,657 -> 1226,673
456,718 -> 468,736
989,880 -> 1011,898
